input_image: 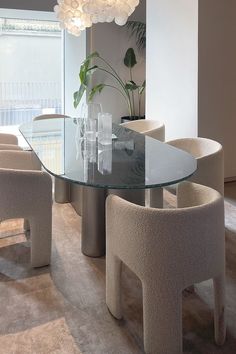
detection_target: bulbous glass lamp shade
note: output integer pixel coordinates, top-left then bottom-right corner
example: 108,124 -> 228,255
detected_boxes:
54,0 -> 140,36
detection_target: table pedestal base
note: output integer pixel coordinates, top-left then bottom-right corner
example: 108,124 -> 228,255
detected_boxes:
150,188 -> 163,208
82,187 -> 106,257
81,187 -> 163,257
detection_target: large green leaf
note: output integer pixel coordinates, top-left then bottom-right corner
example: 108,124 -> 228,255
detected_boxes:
73,84 -> 86,109
88,84 -> 105,101
84,65 -> 98,86
75,65 -> 98,108
124,48 -> 137,68
79,52 -> 99,84
125,80 -> 139,91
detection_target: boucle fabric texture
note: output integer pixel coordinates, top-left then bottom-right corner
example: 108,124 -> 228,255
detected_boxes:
0,144 -> 22,151
33,114 -> 69,120
106,182 -> 226,354
0,132 -> 18,145
167,137 -> 224,195
0,150 -> 52,267
121,119 -> 165,142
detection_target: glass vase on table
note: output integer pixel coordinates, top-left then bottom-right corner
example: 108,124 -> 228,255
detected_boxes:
98,113 -> 112,146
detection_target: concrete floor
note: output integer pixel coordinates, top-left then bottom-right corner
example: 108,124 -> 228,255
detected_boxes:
0,185 -> 236,353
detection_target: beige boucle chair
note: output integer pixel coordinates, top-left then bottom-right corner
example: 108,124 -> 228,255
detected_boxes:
0,150 -> 52,268
33,114 -> 70,203
0,144 -> 22,151
0,132 -> 18,145
167,137 -> 224,195
106,182 -> 226,354
33,113 -> 69,121
121,119 -> 165,142
0,132 -> 22,151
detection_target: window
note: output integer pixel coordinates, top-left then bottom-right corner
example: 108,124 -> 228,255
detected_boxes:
0,9 -> 62,142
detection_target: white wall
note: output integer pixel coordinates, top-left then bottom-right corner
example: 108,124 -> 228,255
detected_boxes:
146,0 -> 198,140
198,0 -> 236,179
88,0 -> 146,123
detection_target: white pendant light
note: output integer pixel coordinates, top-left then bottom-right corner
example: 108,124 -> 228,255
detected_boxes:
54,0 -> 140,36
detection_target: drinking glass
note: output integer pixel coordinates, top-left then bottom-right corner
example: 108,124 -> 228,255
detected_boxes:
85,118 -> 97,142
98,145 -> 112,175
98,113 -> 112,145
79,102 -> 102,138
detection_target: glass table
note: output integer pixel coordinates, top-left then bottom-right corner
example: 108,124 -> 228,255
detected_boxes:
20,118 -> 197,257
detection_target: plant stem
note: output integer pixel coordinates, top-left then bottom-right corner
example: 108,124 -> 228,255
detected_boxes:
98,56 -> 133,116
129,67 -> 135,116
103,84 -> 132,114
97,66 -> 132,116
138,93 -> 141,118
99,56 -> 126,91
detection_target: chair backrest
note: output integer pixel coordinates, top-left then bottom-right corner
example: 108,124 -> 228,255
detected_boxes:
33,114 -> 69,121
106,182 -> 224,290
121,119 -> 165,142
0,150 -> 41,171
167,137 -> 224,195
0,144 -> 22,151
0,133 -> 18,145
167,137 -> 222,159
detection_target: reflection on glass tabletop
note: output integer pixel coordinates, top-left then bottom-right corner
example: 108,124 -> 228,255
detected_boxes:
20,117 -> 197,189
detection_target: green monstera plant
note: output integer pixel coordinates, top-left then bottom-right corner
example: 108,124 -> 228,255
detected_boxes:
73,48 -> 145,119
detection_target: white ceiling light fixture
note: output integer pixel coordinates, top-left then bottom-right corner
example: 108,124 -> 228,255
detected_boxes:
54,0 -> 140,37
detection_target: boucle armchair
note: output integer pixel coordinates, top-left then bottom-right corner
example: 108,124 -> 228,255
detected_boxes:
106,182 -> 225,354
33,114 -> 70,203
0,132 -> 18,145
0,150 -> 52,267
0,144 -> 22,151
121,119 -> 165,142
0,132 -> 22,151
34,114 -> 69,121
167,137 -> 224,195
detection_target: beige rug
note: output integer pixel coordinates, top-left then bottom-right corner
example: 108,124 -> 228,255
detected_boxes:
0,318 -> 82,354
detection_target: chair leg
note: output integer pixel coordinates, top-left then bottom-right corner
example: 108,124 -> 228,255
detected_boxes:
106,254 -> 122,319
29,213 -> 52,268
143,283 -> 182,354
213,275 -> 226,346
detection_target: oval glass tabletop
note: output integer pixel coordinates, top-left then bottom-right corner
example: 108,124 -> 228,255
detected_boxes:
20,117 -> 197,189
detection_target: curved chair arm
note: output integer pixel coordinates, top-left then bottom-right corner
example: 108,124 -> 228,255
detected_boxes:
0,144 -> 23,151
0,150 -> 41,171
177,180 -> 222,208
0,133 -> 18,145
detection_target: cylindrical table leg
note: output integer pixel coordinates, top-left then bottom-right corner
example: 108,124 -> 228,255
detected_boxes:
150,188 -> 163,208
82,186 -> 106,257
54,177 -> 70,203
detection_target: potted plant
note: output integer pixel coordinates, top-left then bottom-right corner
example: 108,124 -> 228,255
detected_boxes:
73,48 -> 145,121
